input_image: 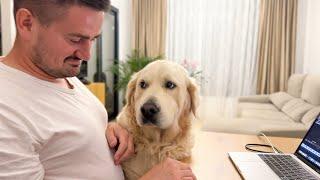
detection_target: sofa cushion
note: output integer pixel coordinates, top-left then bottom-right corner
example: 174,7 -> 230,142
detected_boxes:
202,117 -> 301,136
239,109 -> 293,122
301,107 -> 320,125
238,102 -> 279,111
269,92 -> 294,109
301,75 -> 320,105
287,74 -> 307,98
282,99 -> 314,122
238,95 -> 270,103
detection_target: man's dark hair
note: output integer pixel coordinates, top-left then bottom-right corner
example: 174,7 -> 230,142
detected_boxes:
14,0 -> 110,25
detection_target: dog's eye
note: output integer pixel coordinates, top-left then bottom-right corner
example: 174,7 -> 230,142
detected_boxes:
165,81 -> 176,89
140,81 -> 148,89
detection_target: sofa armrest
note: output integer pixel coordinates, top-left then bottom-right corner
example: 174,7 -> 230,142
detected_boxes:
238,95 -> 270,103
260,125 -> 308,138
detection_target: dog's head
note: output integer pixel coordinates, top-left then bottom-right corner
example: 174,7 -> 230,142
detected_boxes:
125,60 -> 199,130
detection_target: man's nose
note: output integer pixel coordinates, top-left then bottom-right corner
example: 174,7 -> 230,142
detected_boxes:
76,40 -> 93,60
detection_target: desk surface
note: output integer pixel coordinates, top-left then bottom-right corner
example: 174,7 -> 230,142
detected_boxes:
191,131 -> 302,180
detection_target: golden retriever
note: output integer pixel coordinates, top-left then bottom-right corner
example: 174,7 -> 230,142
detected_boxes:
117,60 -> 199,180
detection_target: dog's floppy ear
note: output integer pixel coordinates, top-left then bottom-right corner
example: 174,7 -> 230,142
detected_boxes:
187,77 -> 200,116
126,73 -> 138,107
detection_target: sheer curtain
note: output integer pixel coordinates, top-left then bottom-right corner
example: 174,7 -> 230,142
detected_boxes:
166,0 -> 260,117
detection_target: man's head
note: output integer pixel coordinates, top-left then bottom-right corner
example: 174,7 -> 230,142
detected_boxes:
13,0 -> 110,78
14,0 -> 110,25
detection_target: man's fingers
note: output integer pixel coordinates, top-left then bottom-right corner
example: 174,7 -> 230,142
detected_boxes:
114,131 -> 128,164
179,162 -> 192,170
118,135 -> 134,163
106,125 -> 117,148
180,169 -> 195,177
182,177 -> 196,180
182,178 -> 193,180
181,169 -> 197,180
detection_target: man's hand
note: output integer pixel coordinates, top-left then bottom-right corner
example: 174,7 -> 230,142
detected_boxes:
140,158 -> 197,180
105,122 -> 134,165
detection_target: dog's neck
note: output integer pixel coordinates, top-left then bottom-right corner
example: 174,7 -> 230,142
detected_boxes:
137,115 -> 192,144
139,125 -> 181,143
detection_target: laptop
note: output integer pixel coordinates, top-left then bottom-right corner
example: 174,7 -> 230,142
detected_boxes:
228,114 -> 320,180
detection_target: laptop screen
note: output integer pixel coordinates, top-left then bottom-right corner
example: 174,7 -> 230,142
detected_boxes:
295,114 -> 320,172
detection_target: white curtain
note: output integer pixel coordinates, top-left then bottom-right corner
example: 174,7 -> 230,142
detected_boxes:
166,0 -> 260,119
166,0 -> 260,97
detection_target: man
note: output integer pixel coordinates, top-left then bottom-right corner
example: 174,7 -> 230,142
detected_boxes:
0,0 -> 196,179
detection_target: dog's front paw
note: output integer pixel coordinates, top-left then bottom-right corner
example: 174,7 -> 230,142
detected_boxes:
161,146 -> 192,163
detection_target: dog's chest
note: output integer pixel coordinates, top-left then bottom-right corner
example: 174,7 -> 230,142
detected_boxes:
122,142 -> 192,180
122,147 -> 160,180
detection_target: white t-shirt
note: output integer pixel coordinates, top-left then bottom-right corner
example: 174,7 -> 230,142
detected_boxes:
0,62 -> 124,180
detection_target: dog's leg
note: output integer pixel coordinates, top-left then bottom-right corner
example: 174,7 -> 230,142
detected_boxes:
160,145 -> 193,164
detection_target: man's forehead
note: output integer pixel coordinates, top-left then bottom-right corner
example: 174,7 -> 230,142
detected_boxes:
51,6 -> 105,38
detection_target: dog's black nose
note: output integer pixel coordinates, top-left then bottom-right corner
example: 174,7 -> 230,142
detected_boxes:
140,101 -> 160,121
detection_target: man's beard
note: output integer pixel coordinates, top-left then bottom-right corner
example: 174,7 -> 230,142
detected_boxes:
32,45 -> 82,78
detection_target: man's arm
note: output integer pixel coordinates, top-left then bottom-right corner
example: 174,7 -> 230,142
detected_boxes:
0,110 -> 44,179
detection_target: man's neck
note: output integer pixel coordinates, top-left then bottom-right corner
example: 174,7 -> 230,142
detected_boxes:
2,45 -> 72,89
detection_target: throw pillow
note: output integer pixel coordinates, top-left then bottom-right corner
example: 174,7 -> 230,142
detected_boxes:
269,92 -> 294,109
301,107 -> 320,125
282,99 -> 314,122
287,74 -> 307,98
301,75 -> 320,105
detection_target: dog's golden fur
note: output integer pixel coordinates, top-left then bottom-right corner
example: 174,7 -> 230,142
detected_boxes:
117,60 -> 199,180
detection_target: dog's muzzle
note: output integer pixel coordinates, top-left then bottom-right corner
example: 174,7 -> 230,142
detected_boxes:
140,100 -> 160,125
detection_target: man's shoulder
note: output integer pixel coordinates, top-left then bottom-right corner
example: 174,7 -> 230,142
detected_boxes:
0,70 -> 41,107
0,70 -> 28,92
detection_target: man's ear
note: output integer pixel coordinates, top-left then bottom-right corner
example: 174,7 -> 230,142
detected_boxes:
125,73 -> 139,107
187,77 -> 200,116
15,8 -> 36,41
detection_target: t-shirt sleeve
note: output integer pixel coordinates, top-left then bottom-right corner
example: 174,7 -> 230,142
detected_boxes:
0,107 -> 44,180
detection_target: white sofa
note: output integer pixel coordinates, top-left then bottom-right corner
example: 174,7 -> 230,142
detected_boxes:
201,74 -> 320,138
237,74 -> 320,137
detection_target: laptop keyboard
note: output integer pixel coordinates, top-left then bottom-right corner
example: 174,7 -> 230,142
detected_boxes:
258,154 -> 319,180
